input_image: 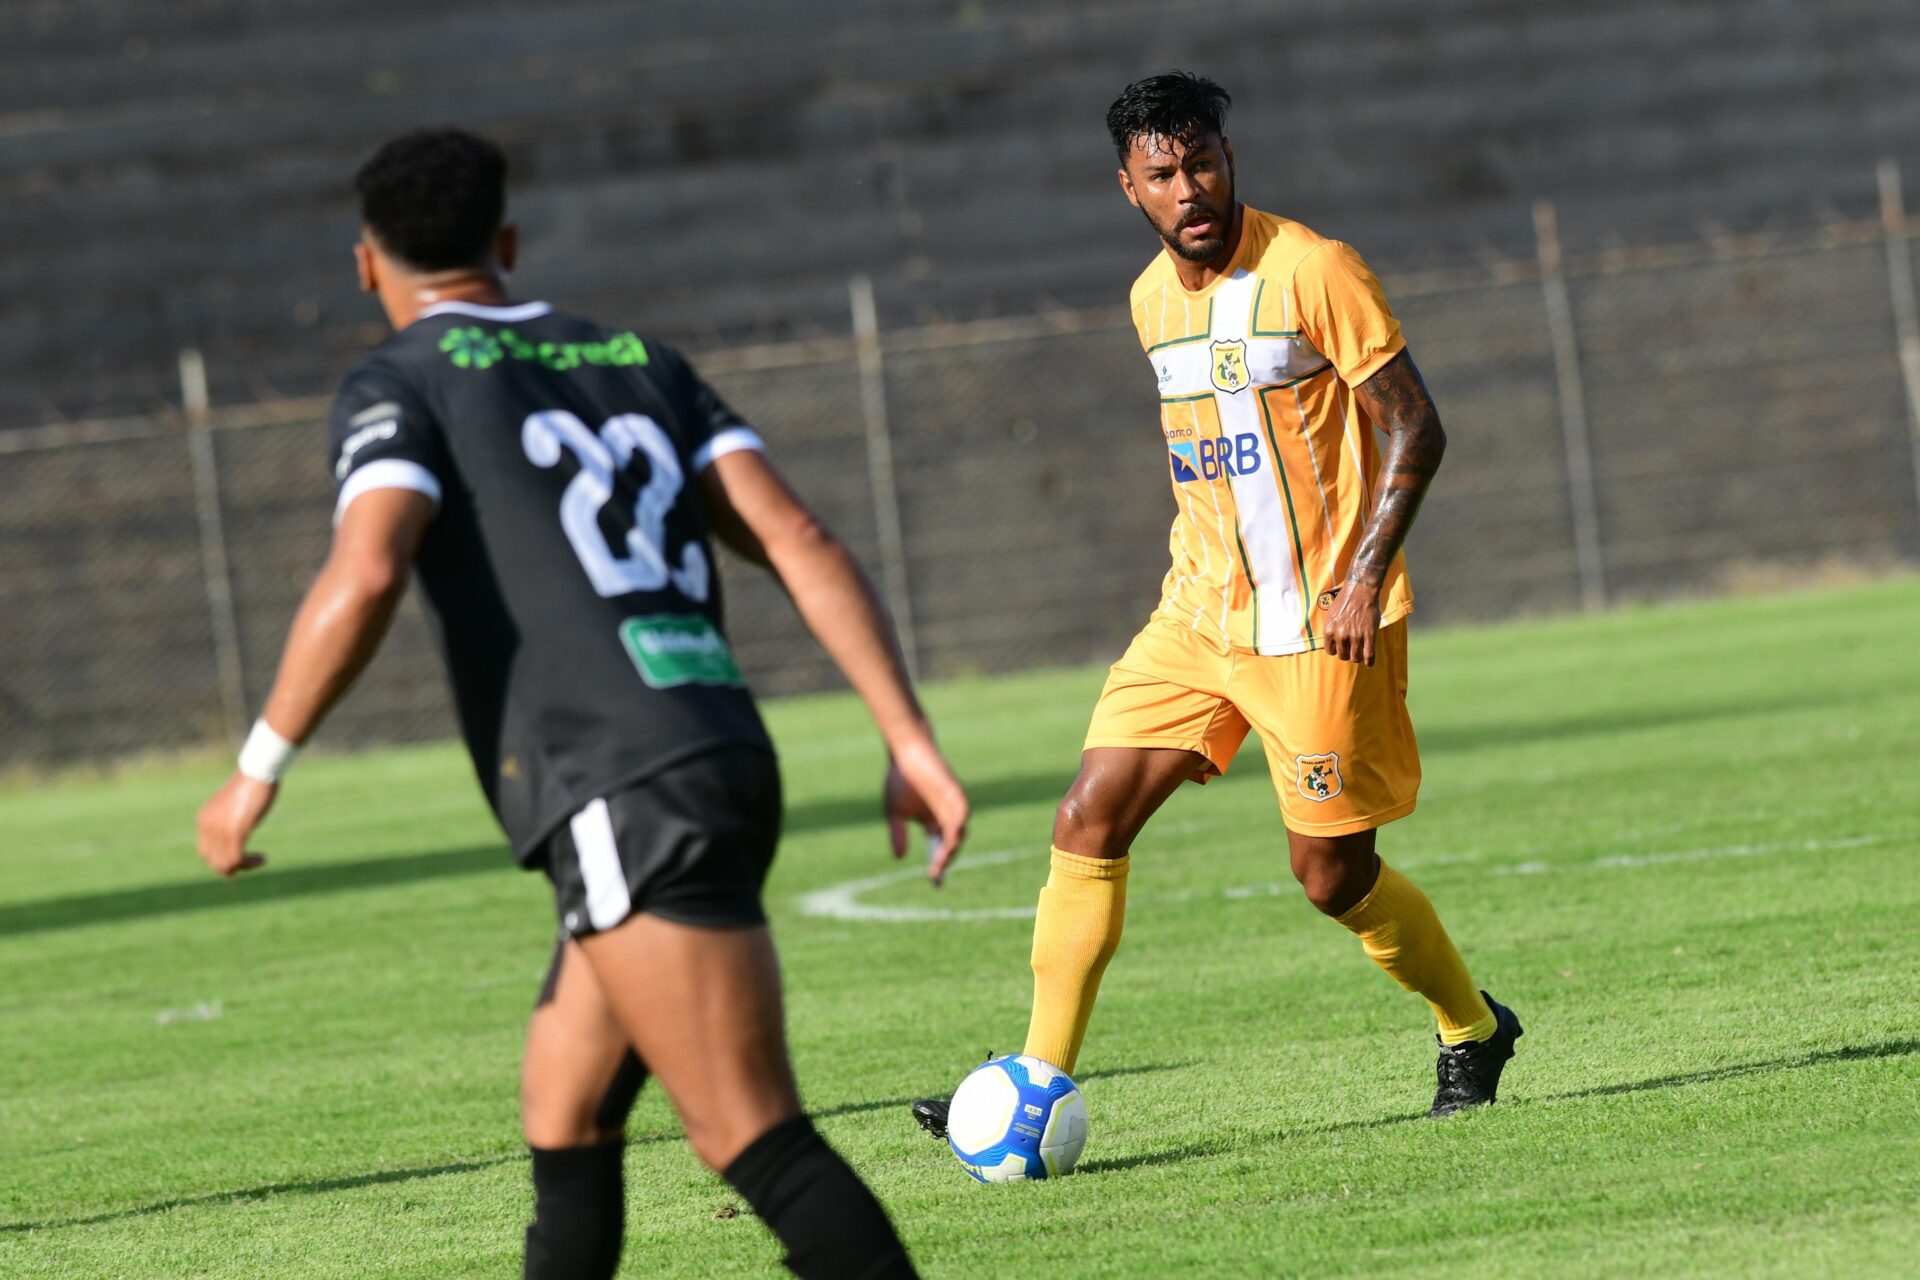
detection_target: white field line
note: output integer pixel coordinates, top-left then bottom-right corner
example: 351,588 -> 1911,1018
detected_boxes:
795,847 -> 1036,922
1495,834 -> 1884,877
795,835 -> 1887,924
155,1001 -> 222,1026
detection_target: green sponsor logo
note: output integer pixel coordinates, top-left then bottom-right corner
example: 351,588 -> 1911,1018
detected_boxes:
618,615 -> 744,689
440,325 -> 649,373
439,326 -> 503,369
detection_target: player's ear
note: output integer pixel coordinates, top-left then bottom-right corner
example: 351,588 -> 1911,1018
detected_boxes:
495,224 -> 518,274
1117,166 -> 1140,209
1222,137 -> 1235,180
354,240 -> 377,295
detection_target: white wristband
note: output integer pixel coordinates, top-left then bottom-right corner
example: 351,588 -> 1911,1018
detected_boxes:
237,719 -> 298,783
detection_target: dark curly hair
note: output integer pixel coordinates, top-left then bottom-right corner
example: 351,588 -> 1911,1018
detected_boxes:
354,128 -> 507,271
1106,71 -> 1232,163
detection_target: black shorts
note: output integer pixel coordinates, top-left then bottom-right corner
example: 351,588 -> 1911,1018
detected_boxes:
537,746 -> 782,936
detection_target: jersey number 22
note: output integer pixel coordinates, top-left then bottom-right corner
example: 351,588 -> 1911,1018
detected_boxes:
521,410 -> 711,602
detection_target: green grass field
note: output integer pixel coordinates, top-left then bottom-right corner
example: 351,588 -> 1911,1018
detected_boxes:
3,578 -> 1918,1278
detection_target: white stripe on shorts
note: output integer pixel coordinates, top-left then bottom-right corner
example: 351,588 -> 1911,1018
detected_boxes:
570,797 -> 632,931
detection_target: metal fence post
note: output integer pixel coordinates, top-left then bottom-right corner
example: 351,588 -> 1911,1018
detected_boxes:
848,274 -> 921,677
1876,158 -> 1920,543
1533,199 -> 1608,610
180,348 -> 250,744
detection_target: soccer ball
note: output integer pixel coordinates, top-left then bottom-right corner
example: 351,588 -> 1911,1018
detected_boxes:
945,1054 -> 1088,1182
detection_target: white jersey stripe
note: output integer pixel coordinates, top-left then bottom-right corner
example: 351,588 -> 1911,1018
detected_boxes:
1209,272 -> 1307,650
1294,384 -> 1340,553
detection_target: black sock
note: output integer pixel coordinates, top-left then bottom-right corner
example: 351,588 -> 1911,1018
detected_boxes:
723,1116 -> 916,1280
524,1138 -> 626,1280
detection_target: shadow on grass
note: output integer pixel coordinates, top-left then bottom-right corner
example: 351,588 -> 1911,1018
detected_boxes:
1418,684 -> 1869,757
806,1059 -> 1193,1129
0,844 -> 510,939
1078,1134 -> 1246,1174
3,1062 -> 1193,1234
1,772 -> 1077,940
0,1153 -> 528,1235
1078,1036 -> 1920,1175
27,1040 -> 1904,1228
1533,1036 -> 1920,1104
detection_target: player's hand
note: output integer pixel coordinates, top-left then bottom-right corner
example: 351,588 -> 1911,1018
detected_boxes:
884,736 -> 970,885
1324,581 -> 1382,666
196,771 -> 276,878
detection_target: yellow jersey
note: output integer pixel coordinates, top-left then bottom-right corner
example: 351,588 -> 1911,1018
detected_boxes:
1130,205 -> 1414,656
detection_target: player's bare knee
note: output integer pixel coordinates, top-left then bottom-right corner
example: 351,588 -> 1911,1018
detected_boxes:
1288,848 -> 1343,915
1052,793 -> 1121,856
522,1091 -> 603,1149
1295,856 -> 1375,916
1298,870 -> 1349,916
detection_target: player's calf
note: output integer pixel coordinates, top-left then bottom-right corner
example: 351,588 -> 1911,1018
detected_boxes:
522,941 -> 648,1147
521,1056 -> 648,1280
580,915 -> 918,1277
521,942 -> 649,1279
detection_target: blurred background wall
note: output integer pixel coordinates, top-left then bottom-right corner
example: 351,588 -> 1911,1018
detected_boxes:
3,0 -> 1917,764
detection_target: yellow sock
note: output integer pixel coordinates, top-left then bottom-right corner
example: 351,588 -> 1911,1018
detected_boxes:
1334,859 -> 1495,1045
1022,847 -> 1129,1075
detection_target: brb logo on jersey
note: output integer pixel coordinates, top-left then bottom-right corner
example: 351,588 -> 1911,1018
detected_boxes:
1209,339 -> 1249,393
1168,432 -> 1264,484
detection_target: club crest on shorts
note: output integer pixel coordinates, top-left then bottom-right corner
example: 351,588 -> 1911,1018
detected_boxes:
1209,339 -> 1249,393
1296,752 -> 1343,802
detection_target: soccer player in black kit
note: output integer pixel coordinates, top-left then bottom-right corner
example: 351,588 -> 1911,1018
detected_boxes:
195,130 -> 968,1279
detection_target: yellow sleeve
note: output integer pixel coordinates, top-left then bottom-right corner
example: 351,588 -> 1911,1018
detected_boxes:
1291,241 -> 1405,387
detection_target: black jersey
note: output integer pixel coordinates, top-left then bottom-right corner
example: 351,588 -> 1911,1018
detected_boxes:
326,300 -> 774,861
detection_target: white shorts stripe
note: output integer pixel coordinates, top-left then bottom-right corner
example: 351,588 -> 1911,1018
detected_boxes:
570,797 -> 633,931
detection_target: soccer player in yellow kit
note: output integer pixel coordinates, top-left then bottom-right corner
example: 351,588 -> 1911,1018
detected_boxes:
916,72 -> 1520,1133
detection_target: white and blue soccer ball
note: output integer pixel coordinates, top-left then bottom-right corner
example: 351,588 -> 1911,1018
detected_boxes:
945,1054 -> 1088,1182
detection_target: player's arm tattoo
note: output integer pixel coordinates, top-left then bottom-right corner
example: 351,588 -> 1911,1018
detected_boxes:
1347,350 -> 1445,590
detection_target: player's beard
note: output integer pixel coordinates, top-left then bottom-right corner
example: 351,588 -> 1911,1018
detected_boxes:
1148,179 -> 1235,264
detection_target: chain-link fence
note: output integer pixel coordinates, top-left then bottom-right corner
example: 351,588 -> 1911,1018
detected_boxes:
6,177 -> 1920,769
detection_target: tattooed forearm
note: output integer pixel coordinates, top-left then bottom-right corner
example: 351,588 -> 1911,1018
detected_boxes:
1347,351 -> 1445,589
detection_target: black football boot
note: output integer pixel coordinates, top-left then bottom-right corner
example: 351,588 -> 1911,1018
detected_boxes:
909,1097 -> 950,1139
1430,991 -> 1523,1117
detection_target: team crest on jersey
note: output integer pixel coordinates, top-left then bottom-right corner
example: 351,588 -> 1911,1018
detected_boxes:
1209,339 -> 1249,393
1296,753 -> 1343,803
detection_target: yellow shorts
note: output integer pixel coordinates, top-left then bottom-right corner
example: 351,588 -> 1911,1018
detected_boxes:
1083,617 -> 1420,836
